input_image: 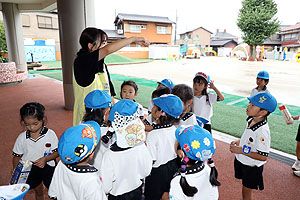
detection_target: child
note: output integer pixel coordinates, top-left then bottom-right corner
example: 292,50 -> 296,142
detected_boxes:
100,99 -> 152,199
291,114 -> 300,177
144,94 -> 183,200
144,87 -> 171,131
192,72 -> 225,133
12,102 -> 59,200
120,80 -> 144,119
230,92 -> 277,200
82,90 -> 113,173
147,78 -> 174,114
48,121 -> 107,200
169,125 -> 220,200
171,84 -> 198,127
250,70 -> 270,96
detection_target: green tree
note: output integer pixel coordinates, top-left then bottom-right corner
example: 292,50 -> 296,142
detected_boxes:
237,0 -> 280,60
0,21 -> 7,53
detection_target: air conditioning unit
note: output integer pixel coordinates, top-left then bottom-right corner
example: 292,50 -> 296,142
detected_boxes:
117,29 -> 123,34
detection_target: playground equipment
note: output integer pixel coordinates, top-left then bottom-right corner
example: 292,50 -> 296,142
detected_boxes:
231,45 -> 248,59
181,36 -> 216,58
185,47 -> 201,59
296,48 -> 300,63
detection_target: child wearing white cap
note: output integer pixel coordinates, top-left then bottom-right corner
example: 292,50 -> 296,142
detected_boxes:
192,72 -> 225,133
144,94 -> 183,200
169,125 -> 220,200
82,90 -> 113,174
48,121 -> 107,200
250,70 -> 270,97
100,99 -> 152,199
230,92 -> 277,200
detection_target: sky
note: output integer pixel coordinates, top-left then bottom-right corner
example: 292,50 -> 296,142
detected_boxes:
94,0 -> 300,39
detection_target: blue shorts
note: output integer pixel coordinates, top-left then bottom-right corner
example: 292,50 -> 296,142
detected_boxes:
234,158 -> 264,190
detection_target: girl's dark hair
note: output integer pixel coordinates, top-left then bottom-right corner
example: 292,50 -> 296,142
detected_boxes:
82,107 -> 106,126
120,80 -> 138,98
77,27 -> 108,56
172,84 -> 193,103
193,76 -> 210,104
151,87 -> 171,98
156,106 -> 179,125
177,145 -> 221,197
20,102 -> 46,123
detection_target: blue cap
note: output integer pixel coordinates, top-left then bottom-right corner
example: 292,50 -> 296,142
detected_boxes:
257,70 -> 269,79
58,121 -> 101,164
152,94 -> 183,118
108,99 -> 139,122
175,125 -> 216,161
195,72 -> 210,83
84,90 -> 112,109
247,92 -> 277,113
0,184 -> 30,200
158,79 -> 174,89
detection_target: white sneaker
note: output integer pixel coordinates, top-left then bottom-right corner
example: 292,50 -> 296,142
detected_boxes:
293,171 -> 300,178
292,160 -> 300,171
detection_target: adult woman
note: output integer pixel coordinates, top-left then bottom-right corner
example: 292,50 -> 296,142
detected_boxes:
73,27 -> 149,125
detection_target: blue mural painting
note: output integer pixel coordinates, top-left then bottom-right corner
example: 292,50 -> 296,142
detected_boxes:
24,39 -> 56,62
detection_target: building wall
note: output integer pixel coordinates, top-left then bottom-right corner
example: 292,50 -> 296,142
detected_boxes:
191,28 -> 211,47
123,21 -> 172,45
224,41 -> 237,49
21,12 -> 61,60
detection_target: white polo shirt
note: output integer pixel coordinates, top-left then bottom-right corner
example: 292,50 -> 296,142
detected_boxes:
192,93 -> 217,124
100,143 -> 152,196
12,127 -> 58,167
48,161 -> 107,200
250,86 -> 270,97
146,125 -> 177,168
169,163 -> 219,200
235,117 -> 270,167
177,112 -> 198,127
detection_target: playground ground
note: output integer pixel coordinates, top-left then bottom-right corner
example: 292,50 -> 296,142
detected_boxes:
1,56 -> 300,199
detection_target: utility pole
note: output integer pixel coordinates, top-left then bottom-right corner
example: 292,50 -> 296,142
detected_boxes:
174,10 -> 178,45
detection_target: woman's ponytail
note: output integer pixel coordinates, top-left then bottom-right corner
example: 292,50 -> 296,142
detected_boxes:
179,157 -> 198,197
208,158 -> 221,186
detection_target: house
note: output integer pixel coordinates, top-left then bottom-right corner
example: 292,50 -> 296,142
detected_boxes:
279,22 -> 300,53
210,29 -> 238,54
178,27 -> 212,47
114,13 -> 174,45
263,25 -> 290,50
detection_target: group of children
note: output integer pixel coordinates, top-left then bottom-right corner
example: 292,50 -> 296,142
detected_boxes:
11,70 -> 295,200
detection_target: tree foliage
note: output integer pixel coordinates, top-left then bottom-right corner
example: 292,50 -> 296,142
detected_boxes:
0,21 -> 7,53
237,0 -> 280,58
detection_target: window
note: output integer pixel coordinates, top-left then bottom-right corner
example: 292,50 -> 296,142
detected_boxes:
130,25 -> 141,33
22,14 -> 30,27
37,15 -> 53,29
157,26 -> 167,34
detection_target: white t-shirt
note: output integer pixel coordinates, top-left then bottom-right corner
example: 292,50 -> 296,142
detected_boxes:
100,143 -> 152,196
192,93 -> 218,124
137,102 -> 145,119
48,161 -> 107,200
236,117 -> 270,167
12,127 -> 58,167
146,125 -> 177,168
250,86 -> 270,97
177,112 -> 198,127
169,164 -> 219,200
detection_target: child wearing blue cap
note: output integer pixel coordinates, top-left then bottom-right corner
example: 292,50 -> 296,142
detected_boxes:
230,92 -> 277,200
147,78 -> 174,114
250,70 -> 270,96
48,121 -> 107,200
169,125 -> 220,200
82,90 -> 113,173
144,94 -> 183,200
192,72 -> 225,133
100,99 -> 152,199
